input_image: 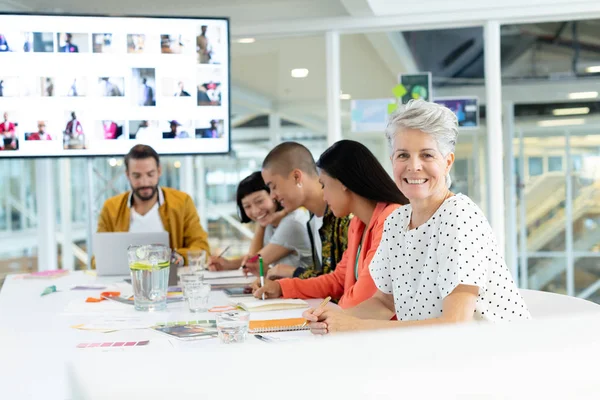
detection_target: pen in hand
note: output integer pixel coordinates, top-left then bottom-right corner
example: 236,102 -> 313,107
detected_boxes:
241,254 -> 259,272
302,296 -> 331,327
217,245 -> 230,258
258,255 -> 265,300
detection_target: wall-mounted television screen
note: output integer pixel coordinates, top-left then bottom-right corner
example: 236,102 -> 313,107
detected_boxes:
433,97 -> 479,129
0,13 -> 230,158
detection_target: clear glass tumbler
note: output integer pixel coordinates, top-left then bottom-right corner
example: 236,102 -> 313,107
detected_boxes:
187,249 -> 207,274
185,281 -> 211,312
216,310 -> 250,344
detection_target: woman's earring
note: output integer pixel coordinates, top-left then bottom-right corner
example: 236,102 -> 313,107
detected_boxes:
297,182 -> 303,188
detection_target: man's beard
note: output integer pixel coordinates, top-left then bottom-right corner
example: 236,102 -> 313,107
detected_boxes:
133,185 -> 158,201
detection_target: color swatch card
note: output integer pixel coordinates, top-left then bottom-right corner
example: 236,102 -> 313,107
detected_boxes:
76,340 -> 150,349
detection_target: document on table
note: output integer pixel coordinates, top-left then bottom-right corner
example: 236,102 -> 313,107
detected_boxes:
71,316 -> 158,333
62,298 -> 133,315
201,269 -> 247,280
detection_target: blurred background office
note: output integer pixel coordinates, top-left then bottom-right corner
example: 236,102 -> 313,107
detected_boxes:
1,0 -> 600,304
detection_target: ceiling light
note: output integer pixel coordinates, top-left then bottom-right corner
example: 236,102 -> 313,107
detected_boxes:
108,158 -> 117,167
291,68 -> 309,78
173,161 -> 181,168
537,118 -> 586,127
237,38 -> 255,44
552,107 -> 590,116
585,66 -> 600,73
568,91 -> 598,100
340,93 -> 351,100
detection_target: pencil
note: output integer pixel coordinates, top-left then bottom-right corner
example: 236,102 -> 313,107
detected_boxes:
217,246 -> 230,258
302,296 -> 331,327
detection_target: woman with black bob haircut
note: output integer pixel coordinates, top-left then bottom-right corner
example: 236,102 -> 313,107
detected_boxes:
209,171 -> 312,272
253,140 -> 408,308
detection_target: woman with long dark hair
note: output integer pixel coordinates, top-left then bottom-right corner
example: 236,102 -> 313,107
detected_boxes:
252,140 -> 407,308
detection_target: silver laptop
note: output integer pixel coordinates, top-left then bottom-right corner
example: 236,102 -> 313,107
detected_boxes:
94,232 -> 170,276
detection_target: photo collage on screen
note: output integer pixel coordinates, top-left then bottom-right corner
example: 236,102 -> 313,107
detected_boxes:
0,19 -> 227,156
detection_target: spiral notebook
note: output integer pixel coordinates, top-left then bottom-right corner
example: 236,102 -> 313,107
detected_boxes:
249,318 -> 309,333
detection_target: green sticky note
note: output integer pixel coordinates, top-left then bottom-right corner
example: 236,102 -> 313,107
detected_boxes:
387,103 -> 398,114
392,84 -> 407,99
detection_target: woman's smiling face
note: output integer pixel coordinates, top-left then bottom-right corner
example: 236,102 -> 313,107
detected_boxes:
391,128 -> 454,202
241,190 -> 277,227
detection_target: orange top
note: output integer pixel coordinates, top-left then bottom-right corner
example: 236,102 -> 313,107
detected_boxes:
278,202 -> 401,309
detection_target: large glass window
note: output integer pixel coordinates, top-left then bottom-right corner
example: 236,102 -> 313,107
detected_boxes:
503,18 -> 600,299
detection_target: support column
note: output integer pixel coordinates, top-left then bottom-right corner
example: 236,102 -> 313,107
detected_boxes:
19,158 -> 27,229
517,128 -> 528,288
326,31 -> 342,146
59,158 -> 74,271
85,158 -> 95,269
181,156 -> 195,197
565,130 -> 575,296
269,113 -> 281,147
484,20 -> 506,256
195,157 -> 208,230
35,159 -> 57,271
503,102 -> 518,284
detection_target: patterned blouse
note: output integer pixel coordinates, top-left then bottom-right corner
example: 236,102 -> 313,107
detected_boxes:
294,206 -> 351,278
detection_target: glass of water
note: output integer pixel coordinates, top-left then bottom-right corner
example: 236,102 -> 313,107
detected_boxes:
187,250 -> 207,273
128,244 -> 171,312
216,310 -> 250,344
185,281 -> 211,312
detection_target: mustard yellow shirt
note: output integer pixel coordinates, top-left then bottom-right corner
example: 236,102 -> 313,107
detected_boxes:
97,187 -> 210,264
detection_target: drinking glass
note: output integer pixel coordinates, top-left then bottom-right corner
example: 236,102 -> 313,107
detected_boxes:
128,244 -> 171,311
187,250 -> 207,273
185,282 -> 211,312
216,310 -> 250,344
180,272 -> 204,300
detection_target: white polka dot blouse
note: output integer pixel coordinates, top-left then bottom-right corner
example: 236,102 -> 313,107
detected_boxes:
369,194 -> 531,322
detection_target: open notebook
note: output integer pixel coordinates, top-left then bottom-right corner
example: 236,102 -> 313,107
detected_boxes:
249,318 -> 309,333
231,298 -> 309,312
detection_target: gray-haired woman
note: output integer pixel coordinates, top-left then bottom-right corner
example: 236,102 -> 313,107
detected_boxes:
304,99 -> 531,334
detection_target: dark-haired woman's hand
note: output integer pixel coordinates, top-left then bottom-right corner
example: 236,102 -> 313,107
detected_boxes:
208,256 -> 237,271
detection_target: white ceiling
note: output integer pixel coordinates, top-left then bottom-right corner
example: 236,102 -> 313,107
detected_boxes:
0,0 -> 349,24
1,0 -> 600,137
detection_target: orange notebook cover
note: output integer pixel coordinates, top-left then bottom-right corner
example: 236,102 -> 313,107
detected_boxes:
249,317 -> 309,333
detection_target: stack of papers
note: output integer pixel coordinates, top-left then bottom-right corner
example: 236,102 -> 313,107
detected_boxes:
231,298 -> 309,312
202,269 -> 255,289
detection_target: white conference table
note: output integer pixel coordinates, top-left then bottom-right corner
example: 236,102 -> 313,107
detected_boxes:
0,270 -> 323,399
5,271 -> 600,399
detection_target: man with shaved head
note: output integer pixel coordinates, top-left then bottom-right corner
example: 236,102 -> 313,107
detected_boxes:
261,142 -> 350,279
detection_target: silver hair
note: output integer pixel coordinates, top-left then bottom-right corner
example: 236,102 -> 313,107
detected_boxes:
384,99 -> 459,188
